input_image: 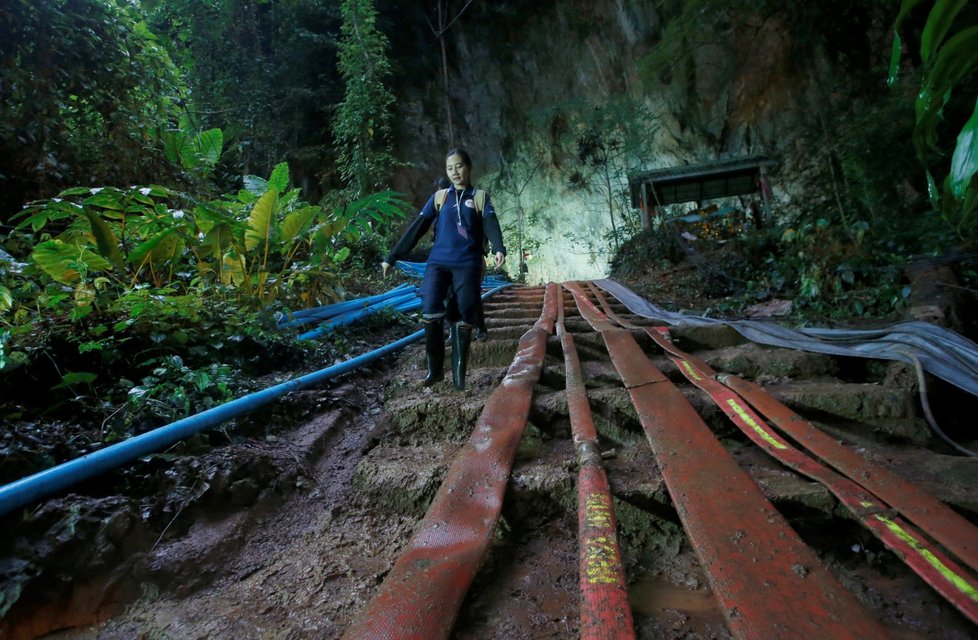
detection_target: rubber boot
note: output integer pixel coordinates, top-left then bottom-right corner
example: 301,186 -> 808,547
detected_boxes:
423,320 -> 445,386
451,322 -> 473,391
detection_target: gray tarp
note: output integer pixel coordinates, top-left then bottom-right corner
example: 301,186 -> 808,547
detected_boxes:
595,279 -> 978,398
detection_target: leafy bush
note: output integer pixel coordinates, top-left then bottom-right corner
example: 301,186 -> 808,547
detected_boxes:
889,0 -> 978,241
0,0 -> 185,214
0,163 -> 409,425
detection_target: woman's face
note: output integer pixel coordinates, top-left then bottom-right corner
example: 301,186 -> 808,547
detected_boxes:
446,154 -> 471,188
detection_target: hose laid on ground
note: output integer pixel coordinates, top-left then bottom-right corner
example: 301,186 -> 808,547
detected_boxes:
565,281 -> 891,639
895,348 -> 977,457
0,274 -> 513,519
296,291 -> 421,341
294,264 -> 512,340
596,278 -> 978,399
0,329 -> 423,519
555,285 -> 635,639
342,284 -> 557,640
395,260 -> 512,289
278,283 -> 416,329
583,282 -> 978,621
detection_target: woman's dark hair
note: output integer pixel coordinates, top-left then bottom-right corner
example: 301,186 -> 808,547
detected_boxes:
445,148 -> 472,168
432,176 -> 451,190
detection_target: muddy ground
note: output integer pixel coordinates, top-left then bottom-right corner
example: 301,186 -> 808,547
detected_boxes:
2,282 -> 978,639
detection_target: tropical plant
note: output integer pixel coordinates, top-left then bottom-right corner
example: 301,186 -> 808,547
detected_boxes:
333,0 -> 400,196
889,0 -> 978,241
0,0 -> 185,216
142,0 -> 344,196
0,164 -> 410,426
10,164 -> 410,308
210,164 -> 411,304
152,115 -> 225,177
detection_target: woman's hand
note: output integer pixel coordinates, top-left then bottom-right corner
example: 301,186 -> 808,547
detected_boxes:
494,252 -> 505,269
381,261 -> 391,278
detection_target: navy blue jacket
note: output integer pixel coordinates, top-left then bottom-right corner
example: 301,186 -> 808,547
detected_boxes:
385,186 -> 506,268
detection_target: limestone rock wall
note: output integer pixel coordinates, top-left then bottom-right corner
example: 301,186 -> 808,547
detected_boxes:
385,0 -> 868,283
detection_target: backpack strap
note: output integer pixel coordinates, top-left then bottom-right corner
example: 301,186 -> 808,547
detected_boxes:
434,188 -> 449,211
436,188 -> 487,214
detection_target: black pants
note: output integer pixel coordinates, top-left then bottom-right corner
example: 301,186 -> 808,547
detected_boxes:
421,263 -> 481,324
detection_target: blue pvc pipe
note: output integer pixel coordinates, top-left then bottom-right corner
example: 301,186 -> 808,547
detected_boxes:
288,282 -> 413,318
279,284 -> 416,328
396,260 -> 511,288
0,328 -> 426,518
0,280 -> 514,518
296,281 -> 513,341
297,291 -> 421,340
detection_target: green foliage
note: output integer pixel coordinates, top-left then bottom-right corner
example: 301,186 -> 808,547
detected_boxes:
333,0 -> 399,196
0,162 -> 410,427
10,165 -> 410,306
143,0 -> 344,194
0,0 -> 185,214
889,0 -> 978,240
151,114 -> 225,177
124,357 -> 237,431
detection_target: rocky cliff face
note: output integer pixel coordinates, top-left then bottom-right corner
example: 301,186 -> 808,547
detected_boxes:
385,0 -> 889,283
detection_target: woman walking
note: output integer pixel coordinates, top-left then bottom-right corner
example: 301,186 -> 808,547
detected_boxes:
382,149 -> 506,390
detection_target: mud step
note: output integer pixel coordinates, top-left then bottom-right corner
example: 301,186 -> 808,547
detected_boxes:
379,394 -> 489,443
766,381 -> 928,442
352,444 -> 459,516
651,343 -> 840,381
668,323 -> 749,350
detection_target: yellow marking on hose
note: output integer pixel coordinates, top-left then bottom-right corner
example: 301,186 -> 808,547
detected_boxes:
679,359 -> 702,381
874,514 -> 978,602
726,399 -> 787,450
585,493 -> 613,529
584,535 -> 620,585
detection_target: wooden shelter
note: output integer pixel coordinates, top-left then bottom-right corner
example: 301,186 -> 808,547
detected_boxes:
628,156 -> 777,230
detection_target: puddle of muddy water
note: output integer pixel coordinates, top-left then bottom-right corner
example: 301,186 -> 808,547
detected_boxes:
628,576 -> 934,640
628,576 -> 718,616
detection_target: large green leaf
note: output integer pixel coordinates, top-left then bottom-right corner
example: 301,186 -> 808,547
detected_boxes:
921,0 -> 969,61
201,223 -> 235,261
279,206 -> 318,255
82,188 -> 125,210
13,200 -> 78,232
268,162 -> 290,193
221,251 -> 247,286
950,96 -> 978,199
245,189 -> 278,251
243,175 -> 268,196
57,372 -> 98,387
194,204 -> 237,228
197,128 -> 224,166
59,187 -> 96,196
162,128 -> 195,167
913,26 -> 978,158
83,211 -> 123,269
128,228 -> 178,266
152,235 -> 185,268
888,0 -> 929,84
32,240 -> 113,284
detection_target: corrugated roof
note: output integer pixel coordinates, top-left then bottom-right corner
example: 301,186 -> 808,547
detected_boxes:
628,156 -> 776,186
